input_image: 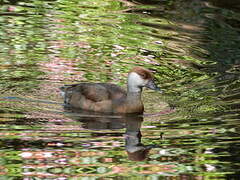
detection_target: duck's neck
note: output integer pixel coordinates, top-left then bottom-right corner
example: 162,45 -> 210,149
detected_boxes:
125,85 -> 144,113
127,86 -> 142,101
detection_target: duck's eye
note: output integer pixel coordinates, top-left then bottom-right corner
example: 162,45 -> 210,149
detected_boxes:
140,73 -> 146,79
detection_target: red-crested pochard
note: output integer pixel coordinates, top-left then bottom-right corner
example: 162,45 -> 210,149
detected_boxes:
60,67 -> 160,114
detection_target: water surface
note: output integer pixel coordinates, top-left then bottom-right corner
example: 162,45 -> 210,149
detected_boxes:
0,0 -> 240,179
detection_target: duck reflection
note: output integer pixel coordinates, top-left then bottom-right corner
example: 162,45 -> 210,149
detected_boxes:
124,116 -> 152,161
64,108 -> 152,161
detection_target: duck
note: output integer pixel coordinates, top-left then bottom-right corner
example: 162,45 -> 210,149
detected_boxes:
60,67 -> 160,114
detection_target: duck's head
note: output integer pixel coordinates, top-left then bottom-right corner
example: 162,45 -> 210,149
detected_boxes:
127,67 -> 161,93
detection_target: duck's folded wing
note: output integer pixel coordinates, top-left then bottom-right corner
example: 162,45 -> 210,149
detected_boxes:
80,83 -> 111,102
81,83 -> 127,102
60,83 -> 126,103
99,83 -> 127,100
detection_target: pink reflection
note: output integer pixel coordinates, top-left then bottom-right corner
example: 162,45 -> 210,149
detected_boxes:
39,56 -> 85,81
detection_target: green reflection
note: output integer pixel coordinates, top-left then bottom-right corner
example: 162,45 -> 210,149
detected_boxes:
0,1 -> 49,93
0,0 -> 239,179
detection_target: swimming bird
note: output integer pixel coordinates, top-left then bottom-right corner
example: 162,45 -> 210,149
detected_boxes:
60,67 -> 160,114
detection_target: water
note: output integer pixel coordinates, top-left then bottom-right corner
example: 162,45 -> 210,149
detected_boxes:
0,0 -> 240,179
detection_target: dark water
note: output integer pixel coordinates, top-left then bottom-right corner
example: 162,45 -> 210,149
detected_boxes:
0,0 -> 240,179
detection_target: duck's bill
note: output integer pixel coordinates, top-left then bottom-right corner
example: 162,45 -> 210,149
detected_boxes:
145,80 -> 162,92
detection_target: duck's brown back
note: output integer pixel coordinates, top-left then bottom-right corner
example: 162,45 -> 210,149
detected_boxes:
61,83 -> 127,112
